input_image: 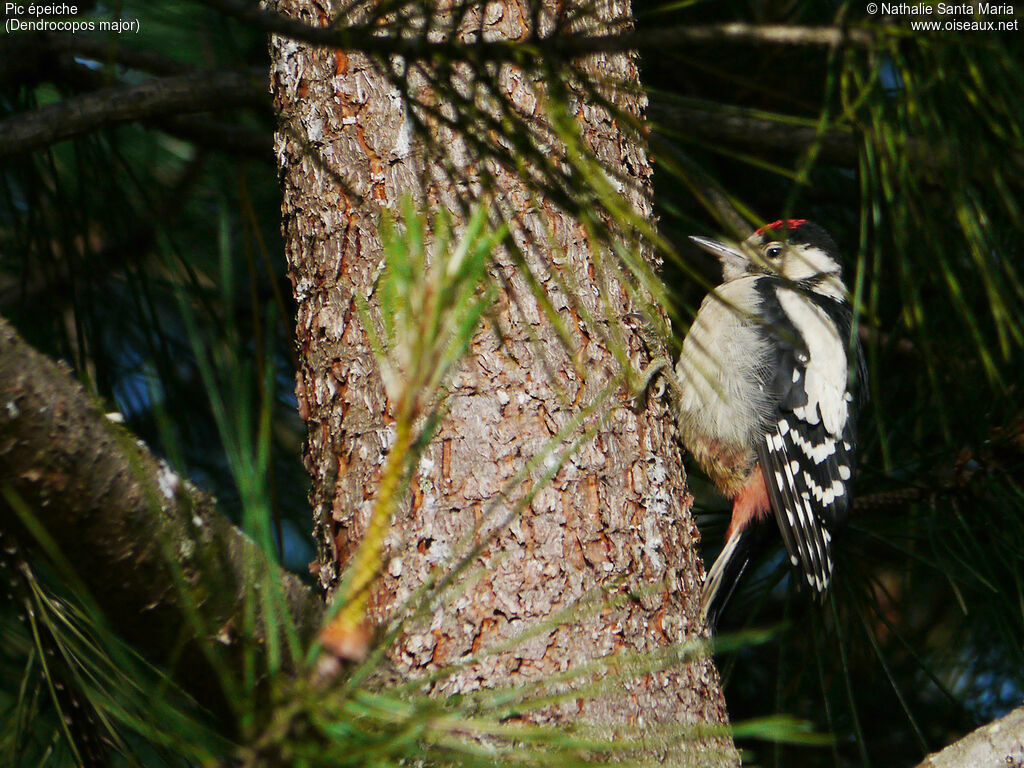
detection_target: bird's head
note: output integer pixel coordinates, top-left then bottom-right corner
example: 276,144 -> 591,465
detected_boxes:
690,220 -> 846,297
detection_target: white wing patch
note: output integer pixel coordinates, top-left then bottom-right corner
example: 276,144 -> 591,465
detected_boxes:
775,287 -> 849,436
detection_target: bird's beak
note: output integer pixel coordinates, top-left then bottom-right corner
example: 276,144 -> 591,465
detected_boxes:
689,235 -> 748,276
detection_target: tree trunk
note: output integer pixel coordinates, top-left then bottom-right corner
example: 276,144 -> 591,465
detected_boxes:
270,0 -> 737,761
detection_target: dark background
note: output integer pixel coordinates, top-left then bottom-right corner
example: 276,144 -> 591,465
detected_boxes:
2,1 -> 1022,765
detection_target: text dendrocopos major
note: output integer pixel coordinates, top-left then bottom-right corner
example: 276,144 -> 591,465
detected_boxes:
675,219 -> 867,625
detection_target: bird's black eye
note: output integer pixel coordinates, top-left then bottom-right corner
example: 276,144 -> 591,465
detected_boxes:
765,243 -> 783,260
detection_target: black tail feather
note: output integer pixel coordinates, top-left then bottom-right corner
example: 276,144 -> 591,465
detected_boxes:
701,525 -> 756,629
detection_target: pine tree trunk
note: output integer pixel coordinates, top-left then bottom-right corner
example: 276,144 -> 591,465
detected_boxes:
270,0 -> 737,761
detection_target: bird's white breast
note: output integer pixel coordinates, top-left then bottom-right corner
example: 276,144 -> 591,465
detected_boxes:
675,276 -> 773,451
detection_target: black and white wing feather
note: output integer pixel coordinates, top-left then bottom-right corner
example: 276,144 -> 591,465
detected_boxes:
756,283 -> 864,596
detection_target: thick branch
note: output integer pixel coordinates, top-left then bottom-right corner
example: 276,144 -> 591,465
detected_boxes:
913,705 -> 1024,768
0,69 -> 268,157
0,317 -> 323,717
9,45 -> 273,159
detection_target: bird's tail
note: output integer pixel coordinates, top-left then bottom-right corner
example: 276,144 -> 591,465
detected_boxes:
701,525 -> 755,628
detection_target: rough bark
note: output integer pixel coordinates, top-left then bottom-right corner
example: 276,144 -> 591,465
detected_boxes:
0,316 -> 323,719
270,0 -> 737,762
913,705 -> 1024,768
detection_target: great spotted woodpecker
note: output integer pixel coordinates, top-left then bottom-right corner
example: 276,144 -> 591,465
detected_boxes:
675,220 -> 867,624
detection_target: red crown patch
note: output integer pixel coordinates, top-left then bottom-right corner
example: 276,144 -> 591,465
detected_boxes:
755,219 -> 808,236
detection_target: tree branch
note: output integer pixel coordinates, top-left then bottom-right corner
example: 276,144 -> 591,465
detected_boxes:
0,69 -> 268,157
201,0 -> 876,58
649,101 -> 859,167
37,32 -> 198,76
913,705 -> 1024,768
0,32 -> 196,82
649,100 -> 1024,189
0,316 -> 323,717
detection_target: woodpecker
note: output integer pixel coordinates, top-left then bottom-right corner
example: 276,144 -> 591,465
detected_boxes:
675,219 -> 866,624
